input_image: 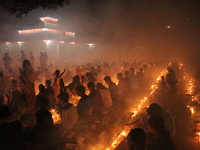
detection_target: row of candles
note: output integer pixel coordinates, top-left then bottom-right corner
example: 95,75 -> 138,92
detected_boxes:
47,63 -> 200,148
106,69 -> 168,150
179,63 -> 200,142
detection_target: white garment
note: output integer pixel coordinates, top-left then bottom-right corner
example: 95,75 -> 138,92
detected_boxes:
99,89 -> 113,108
61,105 -> 78,130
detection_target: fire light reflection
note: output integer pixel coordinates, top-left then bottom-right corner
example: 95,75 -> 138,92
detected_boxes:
50,108 -> 61,124
106,69 -> 167,150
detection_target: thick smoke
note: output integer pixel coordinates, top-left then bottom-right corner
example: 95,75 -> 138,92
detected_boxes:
0,0 -> 200,67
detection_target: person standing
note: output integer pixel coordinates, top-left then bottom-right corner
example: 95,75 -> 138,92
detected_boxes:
2,52 -> 13,71
19,59 -> 36,113
58,93 -> 78,139
52,70 -> 65,104
104,76 -> 119,109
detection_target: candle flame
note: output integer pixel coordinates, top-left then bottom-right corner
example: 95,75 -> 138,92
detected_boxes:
199,132 -> 200,142
106,69 -> 168,150
50,109 -> 61,124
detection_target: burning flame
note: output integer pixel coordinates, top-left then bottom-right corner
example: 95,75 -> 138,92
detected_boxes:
199,132 -> 200,142
106,68 -> 167,149
50,109 -> 61,124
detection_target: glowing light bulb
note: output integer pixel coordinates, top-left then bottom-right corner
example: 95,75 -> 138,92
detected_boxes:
88,43 -> 94,46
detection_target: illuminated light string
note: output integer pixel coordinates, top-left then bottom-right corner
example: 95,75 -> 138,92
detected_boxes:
40,17 -> 58,23
0,40 -> 94,46
18,28 -> 75,35
106,69 -> 168,150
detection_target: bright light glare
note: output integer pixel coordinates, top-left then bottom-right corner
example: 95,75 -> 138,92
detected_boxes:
44,40 -> 51,44
88,43 -> 94,46
42,28 -> 48,31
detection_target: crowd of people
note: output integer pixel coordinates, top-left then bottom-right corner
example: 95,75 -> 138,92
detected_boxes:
0,50 -> 180,149
124,63 -> 180,150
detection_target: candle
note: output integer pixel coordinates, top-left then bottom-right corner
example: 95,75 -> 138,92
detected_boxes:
199,132 -> 200,142
106,69 -> 167,150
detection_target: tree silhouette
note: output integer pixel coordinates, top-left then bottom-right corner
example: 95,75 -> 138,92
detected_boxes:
0,0 -> 70,18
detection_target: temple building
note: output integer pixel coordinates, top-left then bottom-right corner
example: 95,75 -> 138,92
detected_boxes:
0,17 -> 94,63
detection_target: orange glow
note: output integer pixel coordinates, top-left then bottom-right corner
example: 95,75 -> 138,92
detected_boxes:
70,42 -> 75,44
199,132 -> 200,142
50,109 -> 61,124
106,68 -> 168,150
65,31 -> 75,35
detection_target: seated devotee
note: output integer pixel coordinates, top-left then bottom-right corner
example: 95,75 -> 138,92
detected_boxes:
9,79 -> 20,94
75,85 -> 92,122
36,84 -> 47,111
96,82 -> 113,109
68,75 -> 81,95
86,72 -> 96,82
63,70 -> 73,84
136,67 -> 145,88
87,82 -> 104,122
159,76 -> 167,94
126,128 -> 146,150
146,115 -> 177,150
33,96 -> 54,145
7,79 -> 20,107
0,105 -> 24,150
129,67 -> 137,88
123,70 -> 132,92
45,80 -> 55,109
117,72 -> 127,98
36,84 -> 46,97
125,103 -> 175,138
80,75 -> 88,89
159,79 -> 178,111
9,92 -> 27,121
104,76 -> 119,109
166,68 -> 178,85
58,93 -> 78,139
